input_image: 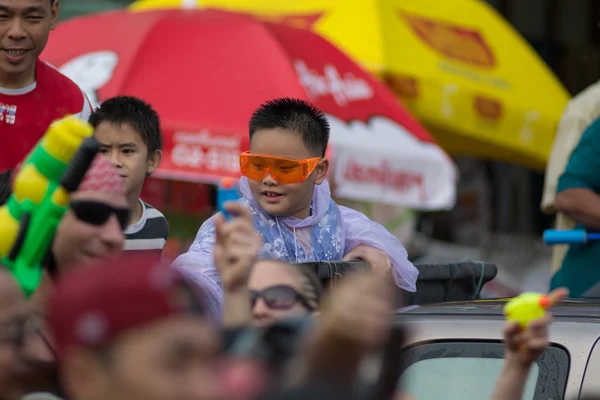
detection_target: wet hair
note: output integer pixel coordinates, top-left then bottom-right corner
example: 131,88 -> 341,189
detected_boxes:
294,264 -> 323,310
257,260 -> 323,310
89,96 -> 162,155
249,98 -> 330,157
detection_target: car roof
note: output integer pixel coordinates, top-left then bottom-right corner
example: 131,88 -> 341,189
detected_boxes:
394,299 -> 600,320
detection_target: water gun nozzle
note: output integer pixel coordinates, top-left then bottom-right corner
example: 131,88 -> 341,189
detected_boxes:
220,177 -> 236,189
539,295 -> 550,309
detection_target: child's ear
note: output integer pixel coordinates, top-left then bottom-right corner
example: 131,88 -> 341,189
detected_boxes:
314,158 -> 329,185
146,150 -> 162,175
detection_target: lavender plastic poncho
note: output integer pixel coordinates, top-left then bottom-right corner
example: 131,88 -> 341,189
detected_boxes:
173,177 -> 418,319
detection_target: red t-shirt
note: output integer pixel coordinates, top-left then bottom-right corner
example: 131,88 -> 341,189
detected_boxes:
0,60 -> 92,172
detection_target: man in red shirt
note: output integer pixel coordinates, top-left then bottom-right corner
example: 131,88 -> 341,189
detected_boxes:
0,0 -> 91,174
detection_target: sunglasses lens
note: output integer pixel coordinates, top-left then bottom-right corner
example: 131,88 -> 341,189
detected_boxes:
262,286 -> 298,310
241,154 -> 308,184
71,201 -> 130,229
243,155 -> 268,181
249,290 -> 259,308
71,201 -> 112,226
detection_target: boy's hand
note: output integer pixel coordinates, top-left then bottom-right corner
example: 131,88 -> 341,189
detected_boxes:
503,288 -> 567,368
214,202 -> 262,294
343,244 -> 392,276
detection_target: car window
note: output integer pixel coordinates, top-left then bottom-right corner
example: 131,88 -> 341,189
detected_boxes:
401,357 -> 538,399
397,342 -> 569,400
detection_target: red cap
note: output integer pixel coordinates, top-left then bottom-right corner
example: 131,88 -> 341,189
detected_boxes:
48,254 -> 198,357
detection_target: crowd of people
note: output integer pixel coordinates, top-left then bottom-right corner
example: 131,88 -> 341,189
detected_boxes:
0,0 -> 589,399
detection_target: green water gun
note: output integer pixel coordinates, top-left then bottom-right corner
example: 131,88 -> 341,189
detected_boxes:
0,116 -> 98,296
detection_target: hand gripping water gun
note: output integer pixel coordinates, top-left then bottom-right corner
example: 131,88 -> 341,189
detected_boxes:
544,229 -> 600,245
217,177 -> 240,220
504,292 -> 553,328
0,116 -> 98,296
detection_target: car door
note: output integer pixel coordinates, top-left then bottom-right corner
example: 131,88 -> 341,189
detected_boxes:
579,335 -> 600,398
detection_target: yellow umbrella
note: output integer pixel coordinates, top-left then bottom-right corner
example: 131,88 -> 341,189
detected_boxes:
130,0 -> 570,170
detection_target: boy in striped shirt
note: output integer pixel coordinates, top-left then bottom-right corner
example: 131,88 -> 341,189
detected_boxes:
90,96 -> 169,257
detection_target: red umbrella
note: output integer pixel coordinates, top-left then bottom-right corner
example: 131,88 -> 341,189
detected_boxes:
43,9 -> 456,209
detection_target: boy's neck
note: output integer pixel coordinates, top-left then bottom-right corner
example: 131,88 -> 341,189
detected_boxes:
291,206 -> 311,219
128,190 -> 143,226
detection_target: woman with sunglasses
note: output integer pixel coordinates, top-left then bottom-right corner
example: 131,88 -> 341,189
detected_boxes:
248,259 -> 323,328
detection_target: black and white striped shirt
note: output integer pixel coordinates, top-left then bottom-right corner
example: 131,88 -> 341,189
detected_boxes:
124,200 -> 169,258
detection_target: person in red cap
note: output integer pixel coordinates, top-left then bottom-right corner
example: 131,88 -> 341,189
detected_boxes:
50,153 -> 129,273
48,254 -> 260,400
27,154 -> 129,317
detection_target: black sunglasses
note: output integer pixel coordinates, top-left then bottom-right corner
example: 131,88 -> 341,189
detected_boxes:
250,285 -> 314,311
70,199 -> 130,230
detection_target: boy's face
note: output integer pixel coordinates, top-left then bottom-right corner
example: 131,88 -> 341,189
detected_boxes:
248,128 -> 328,219
95,121 -> 161,197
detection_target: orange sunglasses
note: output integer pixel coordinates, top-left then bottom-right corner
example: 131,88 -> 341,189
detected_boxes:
239,151 -> 321,184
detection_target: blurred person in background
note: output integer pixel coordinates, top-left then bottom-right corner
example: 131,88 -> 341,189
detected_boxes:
262,271 -> 397,400
211,202 -> 413,400
0,268 -> 56,399
174,98 -> 418,316
49,254 -> 265,400
552,115 -> 600,296
90,96 -> 168,258
0,0 -> 91,179
542,80 -> 600,281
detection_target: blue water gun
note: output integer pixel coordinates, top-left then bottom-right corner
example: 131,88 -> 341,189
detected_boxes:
217,177 -> 240,220
544,229 -> 600,245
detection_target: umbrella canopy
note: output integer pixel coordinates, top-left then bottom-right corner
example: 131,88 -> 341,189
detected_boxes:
43,8 -> 456,210
130,0 -> 570,171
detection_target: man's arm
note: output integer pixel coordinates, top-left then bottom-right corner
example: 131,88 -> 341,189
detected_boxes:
555,118 -> 600,229
542,112 -> 587,214
556,188 -> 600,230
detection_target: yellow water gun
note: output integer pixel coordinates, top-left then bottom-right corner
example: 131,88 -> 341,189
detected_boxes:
504,292 -> 552,328
0,116 -> 97,296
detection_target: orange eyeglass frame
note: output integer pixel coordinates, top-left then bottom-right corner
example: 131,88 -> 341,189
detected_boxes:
239,151 -> 321,184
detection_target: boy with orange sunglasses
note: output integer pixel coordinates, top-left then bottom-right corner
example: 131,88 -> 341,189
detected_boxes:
173,98 -> 418,318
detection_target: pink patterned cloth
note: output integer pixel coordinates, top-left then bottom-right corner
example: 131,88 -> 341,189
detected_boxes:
78,154 -> 126,195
